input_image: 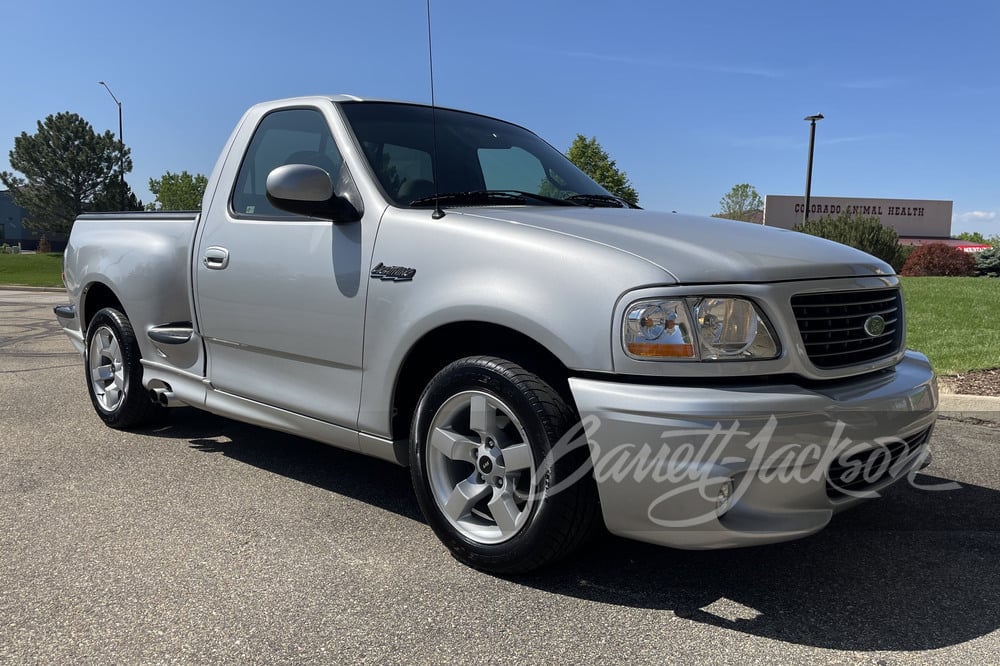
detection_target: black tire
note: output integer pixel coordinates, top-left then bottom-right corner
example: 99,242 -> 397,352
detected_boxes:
84,307 -> 161,429
410,356 -> 599,574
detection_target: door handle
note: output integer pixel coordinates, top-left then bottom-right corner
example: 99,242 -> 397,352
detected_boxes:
203,246 -> 230,270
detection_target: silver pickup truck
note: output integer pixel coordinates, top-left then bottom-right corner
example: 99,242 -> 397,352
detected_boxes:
55,95 -> 938,573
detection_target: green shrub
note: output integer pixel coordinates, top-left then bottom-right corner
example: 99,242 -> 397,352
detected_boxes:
974,247 -> 1000,277
793,212 -> 907,271
898,243 -> 914,268
901,243 -> 977,276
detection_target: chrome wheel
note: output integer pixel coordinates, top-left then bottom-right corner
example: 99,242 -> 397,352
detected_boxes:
426,390 -> 537,544
411,356 -> 599,573
88,324 -> 126,413
83,308 -> 160,429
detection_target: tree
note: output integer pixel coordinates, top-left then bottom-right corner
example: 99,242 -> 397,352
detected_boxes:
565,135 -> 639,205
147,170 -> 208,210
954,231 -> 988,244
92,178 -> 144,212
1,112 -> 130,235
715,183 -> 764,222
794,211 -> 907,271
974,247 -> 1000,277
954,231 -> 1000,247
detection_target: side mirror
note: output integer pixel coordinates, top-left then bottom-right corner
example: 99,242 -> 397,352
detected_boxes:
266,164 -> 360,222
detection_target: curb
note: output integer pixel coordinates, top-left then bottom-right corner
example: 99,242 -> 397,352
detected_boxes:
0,285 -> 65,293
938,392 -> 1000,422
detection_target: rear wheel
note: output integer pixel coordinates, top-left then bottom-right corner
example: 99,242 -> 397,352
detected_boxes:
410,356 -> 598,574
84,307 -> 161,429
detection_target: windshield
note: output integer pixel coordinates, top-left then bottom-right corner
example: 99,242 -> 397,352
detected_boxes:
339,102 -> 618,208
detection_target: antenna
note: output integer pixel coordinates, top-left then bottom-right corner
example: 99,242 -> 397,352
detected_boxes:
426,0 -> 445,219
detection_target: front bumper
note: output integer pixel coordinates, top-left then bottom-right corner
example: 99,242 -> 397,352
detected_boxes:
568,351 -> 938,549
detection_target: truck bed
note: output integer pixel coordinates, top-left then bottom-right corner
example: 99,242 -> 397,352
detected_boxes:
62,211 -> 202,374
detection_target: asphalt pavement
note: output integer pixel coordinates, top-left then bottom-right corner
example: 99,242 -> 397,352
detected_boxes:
1,289 -> 998,664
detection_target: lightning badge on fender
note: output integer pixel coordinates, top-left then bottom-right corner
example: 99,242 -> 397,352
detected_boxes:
370,262 -> 416,282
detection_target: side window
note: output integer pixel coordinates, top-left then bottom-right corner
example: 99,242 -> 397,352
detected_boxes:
477,147 -> 545,193
232,108 -> 343,218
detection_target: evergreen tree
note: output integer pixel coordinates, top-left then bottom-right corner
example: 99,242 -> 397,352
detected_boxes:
565,135 -> 639,205
1,112 -> 130,234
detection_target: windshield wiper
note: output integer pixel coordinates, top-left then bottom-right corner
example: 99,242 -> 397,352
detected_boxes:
410,190 -> 580,208
565,194 -> 640,209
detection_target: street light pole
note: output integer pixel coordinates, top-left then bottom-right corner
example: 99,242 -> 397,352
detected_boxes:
99,81 -> 125,210
802,113 -> 823,224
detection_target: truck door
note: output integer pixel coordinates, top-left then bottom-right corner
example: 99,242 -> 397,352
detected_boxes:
193,106 -> 370,439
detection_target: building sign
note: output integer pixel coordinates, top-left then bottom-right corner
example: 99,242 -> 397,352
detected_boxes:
763,195 -> 953,238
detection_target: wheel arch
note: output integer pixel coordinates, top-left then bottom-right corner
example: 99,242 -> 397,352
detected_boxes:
390,321 -> 572,443
81,282 -> 126,332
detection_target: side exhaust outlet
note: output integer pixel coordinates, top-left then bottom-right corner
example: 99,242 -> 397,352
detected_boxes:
149,386 -> 176,407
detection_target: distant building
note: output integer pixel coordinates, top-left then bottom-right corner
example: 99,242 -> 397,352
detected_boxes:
763,195 -> 952,236
759,195 -> 990,250
0,190 -> 67,251
1,190 -> 30,246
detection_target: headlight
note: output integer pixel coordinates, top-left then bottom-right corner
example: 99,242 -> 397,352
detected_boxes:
694,298 -> 779,359
625,300 -> 697,359
623,297 -> 779,361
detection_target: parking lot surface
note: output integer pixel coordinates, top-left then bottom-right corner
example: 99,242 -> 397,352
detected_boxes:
1,290 -> 998,664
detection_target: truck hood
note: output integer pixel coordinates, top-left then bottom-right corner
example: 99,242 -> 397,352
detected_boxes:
455,207 -> 893,284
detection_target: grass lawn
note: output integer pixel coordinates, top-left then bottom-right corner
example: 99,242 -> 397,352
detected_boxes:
901,276 -> 1000,375
0,253 -> 64,288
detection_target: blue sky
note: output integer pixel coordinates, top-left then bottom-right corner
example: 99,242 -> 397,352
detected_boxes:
2,0 -> 998,237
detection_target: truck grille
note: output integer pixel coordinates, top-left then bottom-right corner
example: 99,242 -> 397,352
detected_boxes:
826,426 -> 932,499
791,288 -> 903,369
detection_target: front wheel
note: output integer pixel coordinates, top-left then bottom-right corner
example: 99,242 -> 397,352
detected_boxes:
410,356 -> 598,574
84,307 -> 161,429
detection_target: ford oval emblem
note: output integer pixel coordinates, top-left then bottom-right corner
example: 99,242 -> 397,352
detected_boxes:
864,314 -> 887,338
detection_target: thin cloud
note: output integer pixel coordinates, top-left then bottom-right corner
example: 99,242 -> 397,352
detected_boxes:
732,133 -> 894,150
821,136 -> 868,146
700,63 -> 785,79
945,86 -> 999,98
561,50 -> 654,66
820,134 -> 896,146
840,77 -> 907,90
952,210 -> 1000,237
562,50 -> 785,79
732,135 -> 798,149
956,210 -> 998,223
